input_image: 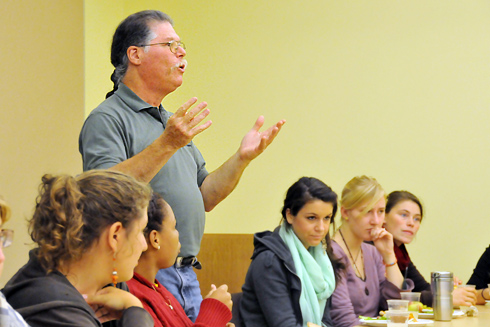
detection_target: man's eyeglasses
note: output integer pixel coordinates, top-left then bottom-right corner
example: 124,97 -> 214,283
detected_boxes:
0,229 -> 13,248
138,40 -> 185,54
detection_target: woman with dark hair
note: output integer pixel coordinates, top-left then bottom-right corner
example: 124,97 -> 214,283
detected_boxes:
3,170 -> 154,327
240,177 -> 343,327
127,193 -> 233,327
384,190 -> 476,307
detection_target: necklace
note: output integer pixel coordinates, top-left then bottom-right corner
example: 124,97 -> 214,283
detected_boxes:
150,281 -> 174,310
339,229 -> 369,296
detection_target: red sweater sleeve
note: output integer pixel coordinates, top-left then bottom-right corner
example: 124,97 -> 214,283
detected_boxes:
194,298 -> 232,327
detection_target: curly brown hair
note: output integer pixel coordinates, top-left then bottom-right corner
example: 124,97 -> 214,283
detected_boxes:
29,170 -> 152,273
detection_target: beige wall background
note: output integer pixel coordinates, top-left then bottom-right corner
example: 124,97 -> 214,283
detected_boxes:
2,0 -> 489,287
0,0 -> 84,286
85,0 -> 490,284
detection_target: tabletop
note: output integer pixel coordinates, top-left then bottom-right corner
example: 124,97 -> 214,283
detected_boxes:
431,304 -> 490,327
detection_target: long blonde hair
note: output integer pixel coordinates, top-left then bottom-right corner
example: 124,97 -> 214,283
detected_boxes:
340,175 -> 385,219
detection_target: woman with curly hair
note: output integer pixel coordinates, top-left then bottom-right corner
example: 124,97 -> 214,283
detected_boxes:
3,170 -> 154,327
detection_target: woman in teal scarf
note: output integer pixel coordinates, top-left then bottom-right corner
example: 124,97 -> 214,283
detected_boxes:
240,177 -> 344,327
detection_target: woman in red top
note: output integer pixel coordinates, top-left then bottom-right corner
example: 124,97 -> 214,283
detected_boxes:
127,193 -> 233,327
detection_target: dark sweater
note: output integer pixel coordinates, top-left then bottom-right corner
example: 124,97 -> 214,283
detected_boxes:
467,245 -> 490,289
2,250 -> 153,327
240,228 -> 335,327
394,243 -> 432,305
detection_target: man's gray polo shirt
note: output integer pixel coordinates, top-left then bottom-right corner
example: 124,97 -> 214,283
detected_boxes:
79,83 -> 208,257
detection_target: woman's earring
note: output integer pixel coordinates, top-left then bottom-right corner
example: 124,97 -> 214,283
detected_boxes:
157,245 -> 161,250
112,252 -> 118,286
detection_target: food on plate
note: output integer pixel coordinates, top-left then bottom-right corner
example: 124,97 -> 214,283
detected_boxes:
408,301 -> 424,313
408,313 -> 418,322
360,315 -> 388,321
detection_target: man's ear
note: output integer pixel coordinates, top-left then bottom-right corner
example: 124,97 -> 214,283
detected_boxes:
127,46 -> 143,65
108,222 -> 124,253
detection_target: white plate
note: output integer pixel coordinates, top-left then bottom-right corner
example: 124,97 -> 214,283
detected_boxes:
418,309 -> 464,319
359,318 -> 434,326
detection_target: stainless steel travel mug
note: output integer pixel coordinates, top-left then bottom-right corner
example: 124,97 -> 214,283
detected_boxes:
431,271 -> 453,321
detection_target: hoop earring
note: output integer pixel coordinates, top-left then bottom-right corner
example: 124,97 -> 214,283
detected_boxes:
112,252 -> 118,286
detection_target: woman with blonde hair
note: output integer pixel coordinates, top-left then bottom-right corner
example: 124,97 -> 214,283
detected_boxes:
330,176 -> 412,327
0,197 -> 30,327
3,170 -> 154,327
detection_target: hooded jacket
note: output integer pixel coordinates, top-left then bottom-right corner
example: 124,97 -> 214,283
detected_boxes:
239,228 -> 334,327
2,250 -> 153,327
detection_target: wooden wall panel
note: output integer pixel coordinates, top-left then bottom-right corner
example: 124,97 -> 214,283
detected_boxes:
195,234 -> 254,296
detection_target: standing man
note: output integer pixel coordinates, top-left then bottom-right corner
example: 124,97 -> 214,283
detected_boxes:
79,10 -> 285,321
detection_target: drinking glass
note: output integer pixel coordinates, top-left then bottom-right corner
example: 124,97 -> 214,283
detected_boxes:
401,292 -> 421,319
387,311 -> 410,327
387,299 -> 409,312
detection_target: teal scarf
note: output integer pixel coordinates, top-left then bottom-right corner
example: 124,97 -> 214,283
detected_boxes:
279,223 -> 336,327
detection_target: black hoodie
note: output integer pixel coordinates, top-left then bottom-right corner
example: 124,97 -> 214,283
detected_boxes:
2,250 -> 153,327
239,227 -> 334,327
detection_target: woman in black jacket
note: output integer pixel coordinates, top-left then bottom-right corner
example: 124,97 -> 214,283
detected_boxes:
240,177 -> 344,327
384,190 -> 476,307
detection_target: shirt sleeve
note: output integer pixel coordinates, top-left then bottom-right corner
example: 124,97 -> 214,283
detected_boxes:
79,112 -> 130,171
467,245 -> 490,289
246,251 -> 304,327
117,307 -> 154,327
194,298 -> 232,327
374,250 -> 413,310
188,142 -> 208,186
405,261 -> 432,305
0,293 -> 31,327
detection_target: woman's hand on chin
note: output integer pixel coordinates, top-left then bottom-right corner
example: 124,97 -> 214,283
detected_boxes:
84,286 -> 143,323
371,227 -> 396,259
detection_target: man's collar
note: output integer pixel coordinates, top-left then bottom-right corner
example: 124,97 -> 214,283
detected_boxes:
115,83 -> 163,112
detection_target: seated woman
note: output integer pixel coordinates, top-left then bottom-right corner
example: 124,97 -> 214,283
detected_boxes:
3,171 -> 154,327
240,177 -> 344,327
0,197 -> 30,327
330,176 -> 413,327
384,190 -> 476,307
126,192 -> 233,327
467,245 -> 490,304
